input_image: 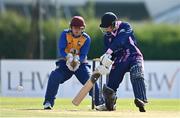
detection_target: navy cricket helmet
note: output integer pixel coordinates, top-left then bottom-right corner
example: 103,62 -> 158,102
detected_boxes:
100,12 -> 117,28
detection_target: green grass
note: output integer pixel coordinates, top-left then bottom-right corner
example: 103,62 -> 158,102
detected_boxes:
0,97 -> 180,117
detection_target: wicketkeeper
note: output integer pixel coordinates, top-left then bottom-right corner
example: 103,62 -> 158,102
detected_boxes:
95,12 -> 148,112
43,16 -> 103,109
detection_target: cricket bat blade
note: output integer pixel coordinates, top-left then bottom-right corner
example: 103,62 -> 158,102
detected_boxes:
72,72 -> 101,106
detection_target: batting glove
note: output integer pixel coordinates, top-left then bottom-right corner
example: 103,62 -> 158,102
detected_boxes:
96,65 -> 110,75
100,53 -> 113,68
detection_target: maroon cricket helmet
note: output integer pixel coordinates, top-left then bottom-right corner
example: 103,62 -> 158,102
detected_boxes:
70,16 -> 86,28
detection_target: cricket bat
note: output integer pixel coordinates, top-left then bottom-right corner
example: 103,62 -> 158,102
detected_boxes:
72,71 -> 101,106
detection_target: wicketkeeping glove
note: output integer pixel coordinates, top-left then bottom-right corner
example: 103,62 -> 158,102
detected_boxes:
66,54 -> 80,72
66,53 -> 74,71
72,55 -> 80,71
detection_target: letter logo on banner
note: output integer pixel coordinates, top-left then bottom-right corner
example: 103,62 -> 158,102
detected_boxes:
148,68 -> 180,91
36,72 -> 50,89
7,71 -> 49,91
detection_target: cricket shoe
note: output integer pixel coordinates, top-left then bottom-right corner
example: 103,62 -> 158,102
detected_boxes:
44,102 -> 52,110
95,104 -> 116,111
134,98 -> 146,112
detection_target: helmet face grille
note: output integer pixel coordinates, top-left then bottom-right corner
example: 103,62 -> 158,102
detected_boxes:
100,12 -> 117,28
70,16 -> 85,28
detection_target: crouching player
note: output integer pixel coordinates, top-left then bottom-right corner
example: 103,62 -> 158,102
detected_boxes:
96,12 -> 148,112
43,16 -> 103,109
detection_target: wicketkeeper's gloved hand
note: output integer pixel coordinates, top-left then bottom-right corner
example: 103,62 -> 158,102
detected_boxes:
72,55 -> 80,72
100,53 -> 113,68
66,53 -> 80,72
66,53 -> 74,71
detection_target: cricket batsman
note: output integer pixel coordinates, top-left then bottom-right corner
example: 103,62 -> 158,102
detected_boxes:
43,16 -> 103,109
95,12 -> 148,112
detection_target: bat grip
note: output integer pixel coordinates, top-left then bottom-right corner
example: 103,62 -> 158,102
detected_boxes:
90,72 -> 101,83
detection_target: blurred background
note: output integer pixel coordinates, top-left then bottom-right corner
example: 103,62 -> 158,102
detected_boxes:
0,0 -> 180,60
0,0 -> 180,99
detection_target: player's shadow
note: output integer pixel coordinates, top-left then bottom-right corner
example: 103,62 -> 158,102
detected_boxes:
18,109 -> 45,110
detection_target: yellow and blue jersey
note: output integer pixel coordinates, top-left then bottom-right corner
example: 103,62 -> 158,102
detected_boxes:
58,29 -> 91,62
